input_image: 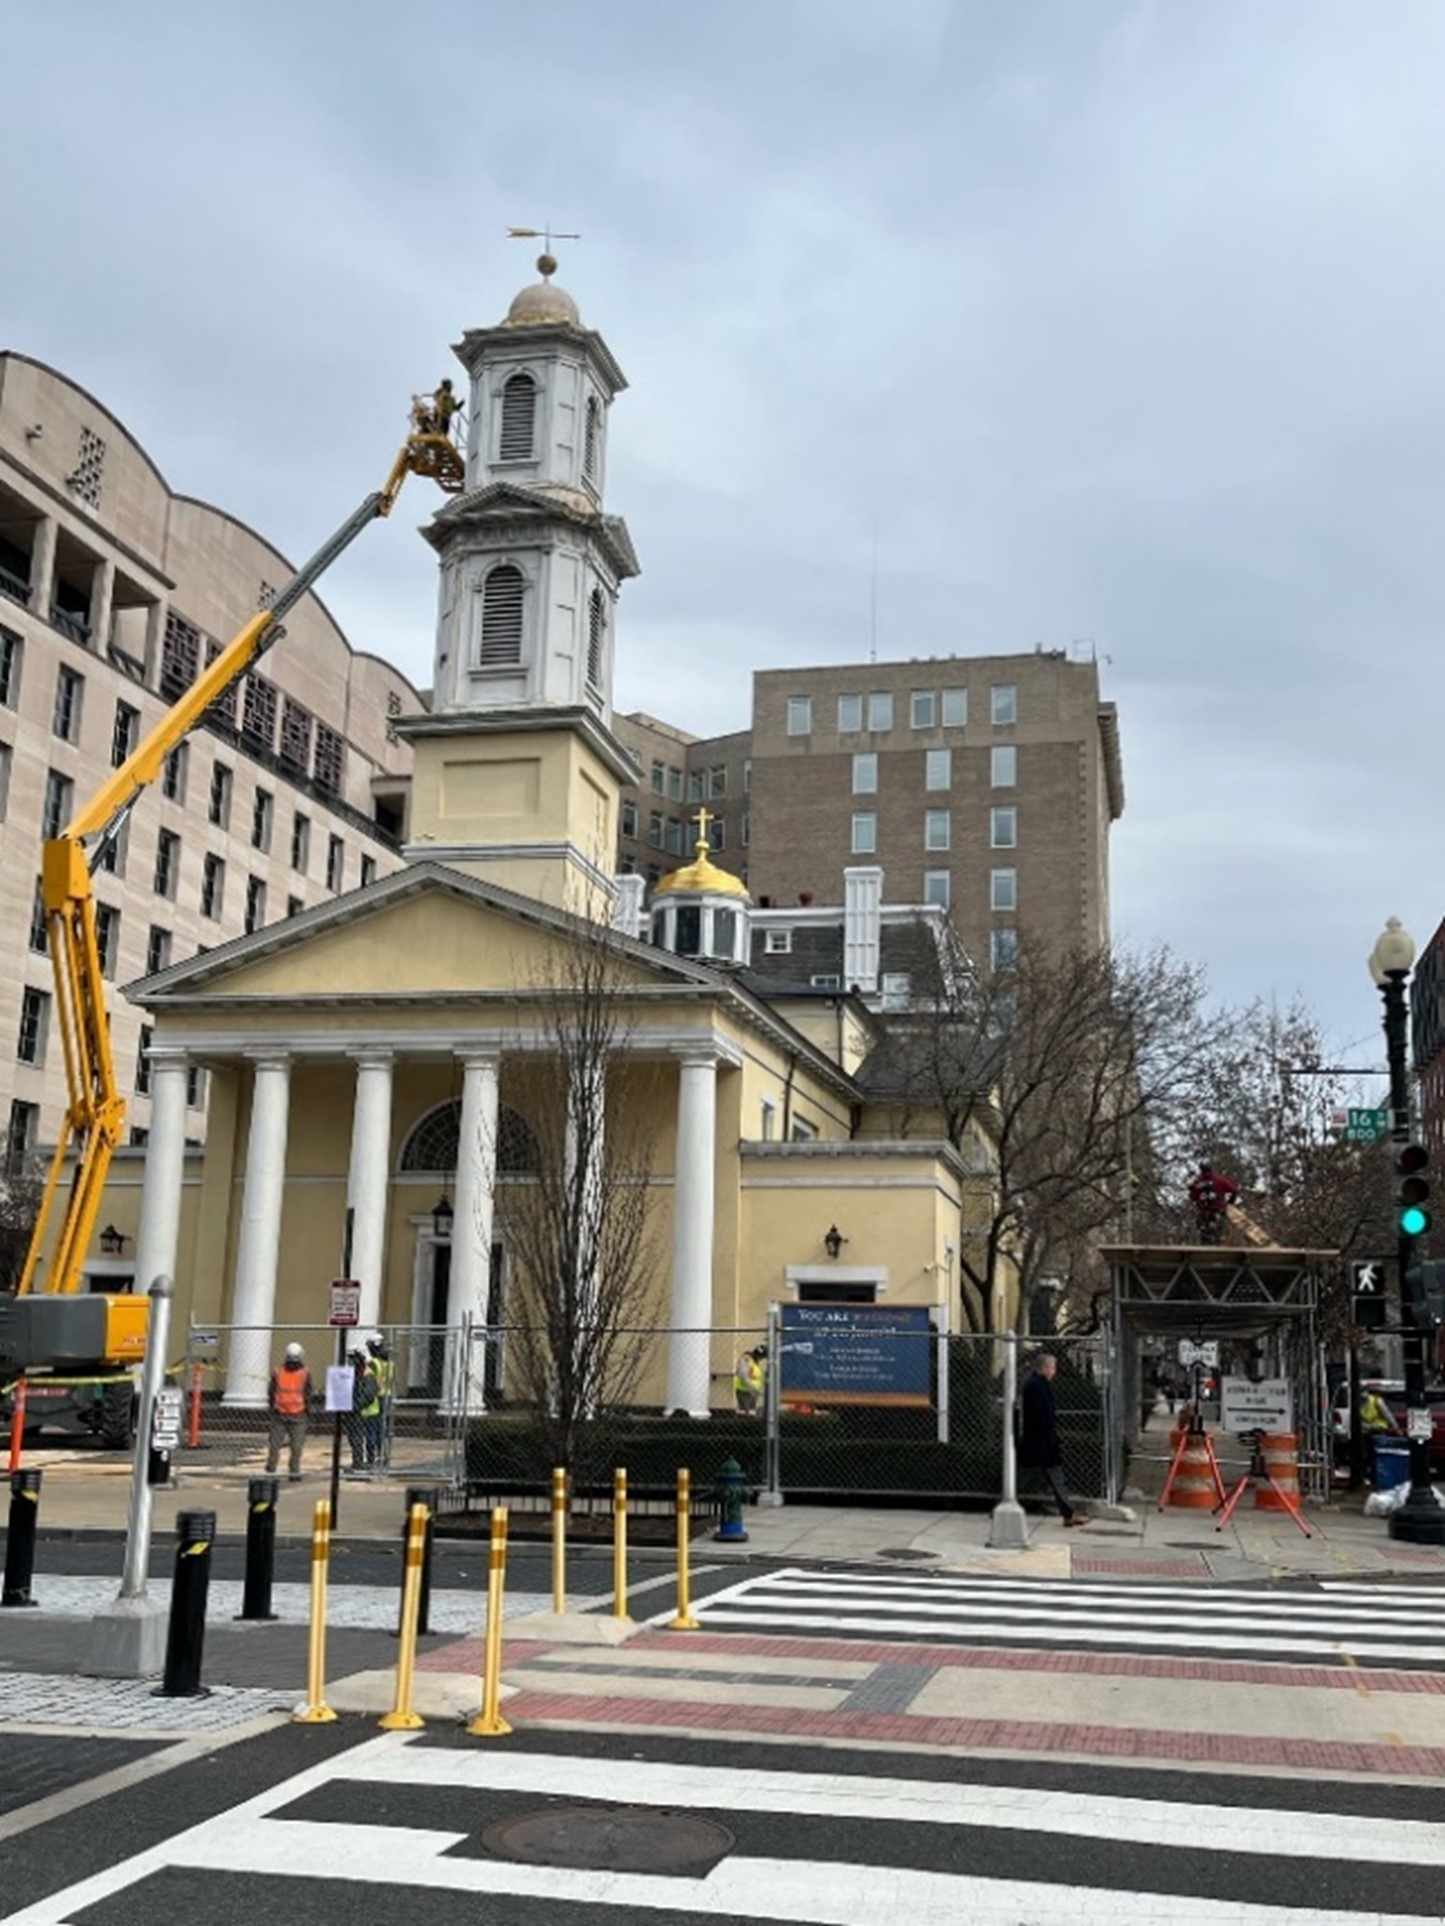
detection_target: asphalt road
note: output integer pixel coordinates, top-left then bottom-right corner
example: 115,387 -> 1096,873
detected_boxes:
4,1717 -> 1441,1923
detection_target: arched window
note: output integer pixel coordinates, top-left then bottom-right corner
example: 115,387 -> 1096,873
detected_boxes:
499,372 -> 537,462
586,587 -> 606,689
479,565 -> 525,668
398,1100 -> 539,1176
583,395 -> 601,482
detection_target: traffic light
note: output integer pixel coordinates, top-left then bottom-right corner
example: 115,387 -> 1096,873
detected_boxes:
1396,1143 -> 1431,1238
1351,1258 -> 1388,1330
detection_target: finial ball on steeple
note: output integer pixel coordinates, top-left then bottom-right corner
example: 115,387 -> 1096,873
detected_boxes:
537,252 -> 558,279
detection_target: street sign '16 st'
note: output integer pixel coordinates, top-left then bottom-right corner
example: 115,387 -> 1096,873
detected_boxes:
1343,1107 -> 1389,1144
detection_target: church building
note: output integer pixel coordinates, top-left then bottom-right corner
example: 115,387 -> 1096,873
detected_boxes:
94,257 -> 1001,1412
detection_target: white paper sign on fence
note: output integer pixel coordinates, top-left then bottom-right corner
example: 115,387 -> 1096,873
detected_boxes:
325,1365 -> 354,1413
1220,1376 -> 1293,1434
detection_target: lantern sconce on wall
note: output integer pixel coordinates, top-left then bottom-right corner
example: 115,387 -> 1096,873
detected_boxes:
823,1225 -> 847,1260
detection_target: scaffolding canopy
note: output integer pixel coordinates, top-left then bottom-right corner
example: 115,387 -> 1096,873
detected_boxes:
1102,1244 -> 1335,1337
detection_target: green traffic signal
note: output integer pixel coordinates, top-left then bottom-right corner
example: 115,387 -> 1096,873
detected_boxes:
1402,1203 -> 1430,1236
1397,1143 -> 1431,1238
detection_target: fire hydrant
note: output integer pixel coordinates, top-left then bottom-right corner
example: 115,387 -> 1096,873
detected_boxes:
713,1457 -> 749,1543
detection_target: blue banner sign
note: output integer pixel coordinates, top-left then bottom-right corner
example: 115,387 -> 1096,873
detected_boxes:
778,1303 -> 935,1407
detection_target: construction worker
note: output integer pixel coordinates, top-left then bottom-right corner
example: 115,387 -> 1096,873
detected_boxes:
734,1345 -> 766,1415
1188,1162 -> 1240,1244
1360,1385 -> 1400,1437
367,1332 -> 394,1469
266,1342 -> 311,1481
431,377 -> 460,437
346,1345 -> 381,1474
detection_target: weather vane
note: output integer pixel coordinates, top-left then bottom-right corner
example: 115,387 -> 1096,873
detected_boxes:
507,224 -> 581,273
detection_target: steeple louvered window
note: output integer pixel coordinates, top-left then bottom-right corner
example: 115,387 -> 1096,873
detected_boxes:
583,395 -> 600,483
586,587 -> 606,688
499,373 -> 537,462
479,565 -> 525,667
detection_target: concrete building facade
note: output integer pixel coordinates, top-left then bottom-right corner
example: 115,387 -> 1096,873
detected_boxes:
0,353 -> 422,1174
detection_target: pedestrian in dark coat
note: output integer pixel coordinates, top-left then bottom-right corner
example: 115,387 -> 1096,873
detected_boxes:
1019,1354 -> 1086,1527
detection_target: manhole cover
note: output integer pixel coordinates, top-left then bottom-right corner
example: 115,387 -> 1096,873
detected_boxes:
483,1806 -> 735,1875
878,1547 -> 942,1561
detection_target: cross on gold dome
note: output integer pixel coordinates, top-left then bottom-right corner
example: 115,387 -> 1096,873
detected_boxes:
690,805 -> 713,853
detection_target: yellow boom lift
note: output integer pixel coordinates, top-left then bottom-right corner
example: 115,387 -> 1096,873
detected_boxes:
0,398 -> 462,1440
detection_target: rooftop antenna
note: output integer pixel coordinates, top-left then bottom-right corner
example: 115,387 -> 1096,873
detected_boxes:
869,516 -> 879,664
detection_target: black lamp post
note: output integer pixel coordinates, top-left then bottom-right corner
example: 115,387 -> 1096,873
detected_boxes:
431,1195 -> 454,1240
1368,917 -> 1445,1544
823,1225 -> 846,1260
99,1224 -> 128,1256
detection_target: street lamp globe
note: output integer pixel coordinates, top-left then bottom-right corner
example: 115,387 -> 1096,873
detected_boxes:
1369,916 -> 1416,987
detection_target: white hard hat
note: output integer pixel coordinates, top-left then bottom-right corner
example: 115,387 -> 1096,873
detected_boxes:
284,1342 -> 304,1361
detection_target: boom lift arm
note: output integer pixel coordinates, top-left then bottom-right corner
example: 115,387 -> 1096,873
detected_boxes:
16,413 -> 462,1310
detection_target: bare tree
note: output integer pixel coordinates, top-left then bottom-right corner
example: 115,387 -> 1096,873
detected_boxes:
488,910 -> 667,1480
0,1165 -> 44,1296
877,934 -> 1219,1332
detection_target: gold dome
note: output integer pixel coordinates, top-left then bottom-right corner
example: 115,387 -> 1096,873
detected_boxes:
503,252 -> 580,328
655,828 -> 751,900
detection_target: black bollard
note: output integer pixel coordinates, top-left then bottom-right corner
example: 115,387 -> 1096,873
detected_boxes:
2,1469 -> 42,1608
237,1476 -> 280,1622
156,1509 -> 216,1697
398,1486 -> 438,1637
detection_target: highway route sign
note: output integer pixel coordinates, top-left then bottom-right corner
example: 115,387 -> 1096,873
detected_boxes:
328,1279 -> 362,1327
1344,1107 -> 1390,1144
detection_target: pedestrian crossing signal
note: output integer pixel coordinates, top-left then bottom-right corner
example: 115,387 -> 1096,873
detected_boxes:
1396,1143 -> 1431,1238
1351,1258 -> 1388,1330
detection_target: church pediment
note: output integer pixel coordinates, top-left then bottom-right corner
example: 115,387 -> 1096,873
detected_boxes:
422,484 -> 639,579
124,862 -> 722,1008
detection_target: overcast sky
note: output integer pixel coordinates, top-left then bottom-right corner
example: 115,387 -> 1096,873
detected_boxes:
6,1 -> 1443,1063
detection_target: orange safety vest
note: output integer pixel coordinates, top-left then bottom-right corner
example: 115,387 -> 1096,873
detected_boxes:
272,1365 -> 309,1416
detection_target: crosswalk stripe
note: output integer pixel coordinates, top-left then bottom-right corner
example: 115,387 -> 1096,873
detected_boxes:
762,1568 -> 1444,1616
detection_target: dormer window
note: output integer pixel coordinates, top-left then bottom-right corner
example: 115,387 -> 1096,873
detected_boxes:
479,565 -> 525,667
586,587 -> 606,688
583,395 -> 601,483
499,372 -> 537,462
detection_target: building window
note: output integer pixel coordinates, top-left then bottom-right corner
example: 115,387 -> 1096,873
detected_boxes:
241,672 -> 278,752
200,853 -> 225,920
111,700 -> 140,769
162,744 -> 188,803
498,372 -> 537,462
621,800 -> 638,839
666,765 -> 684,803
135,1025 -> 153,1095
649,761 -> 665,795
867,691 -> 893,732
0,740 -> 9,822
0,628 -> 22,707
251,789 -> 273,852
764,928 -> 792,954
708,815 -> 725,850
360,854 -> 377,887
314,723 -> 344,793
925,748 -> 951,791
479,565 -> 525,668
71,426 -> 106,509
790,1117 -> 818,1143
741,811 -> 750,847
911,691 -> 935,729
709,765 -> 727,798
991,927 -> 1019,972
146,925 -> 172,974
991,744 -> 1017,787
991,683 -> 1017,725
941,687 -> 967,728
187,1066 -> 205,1109
990,805 -> 1018,849
852,752 -> 878,795
208,762 -> 233,829
95,816 -> 128,877
326,835 -> 344,892
244,875 -> 266,934
648,811 -> 664,849
43,769 -> 73,838
990,867 -> 1018,912
586,587 -> 606,688
279,698 -> 313,775
786,695 -> 813,737
583,394 -> 601,481
881,971 -> 912,1010
385,690 -> 402,743
810,973 -> 841,990
924,869 -> 951,909
160,611 -> 201,700
924,808 -> 951,852
29,881 -> 47,953
6,1100 -> 38,1176
95,903 -> 120,979
291,813 -> 310,872
851,811 -> 877,855
53,665 -> 84,742
837,692 -> 862,734
665,817 -> 684,856
17,987 -> 49,1065
743,758 -> 752,792
687,769 -> 705,803
154,828 -> 180,899
286,894 -> 304,918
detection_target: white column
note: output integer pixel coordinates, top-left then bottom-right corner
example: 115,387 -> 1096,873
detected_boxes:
225,1053 -> 292,1405
665,1050 -> 717,1417
131,1051 -> 189,1297
90,556 -> 115,651
29,514 -> 56,617
345,1050 -> 394,1330
444,1051 -> 499,1413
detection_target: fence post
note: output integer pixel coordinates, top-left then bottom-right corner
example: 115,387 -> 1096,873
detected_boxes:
551,1466 -> 567,1614
935,1300 -> 951,1446
987,1329 -> 1029,1550
758,1303 -> 783,1508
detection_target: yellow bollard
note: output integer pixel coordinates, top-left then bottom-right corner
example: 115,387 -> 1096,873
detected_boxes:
379,1502 -> 429,1731
468,1504 -> 512,1737
551,1465 -> 567,1615
293,1499 -> 337,1724
667,1466 -> 701,1631
612,1465 -> 632,1621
